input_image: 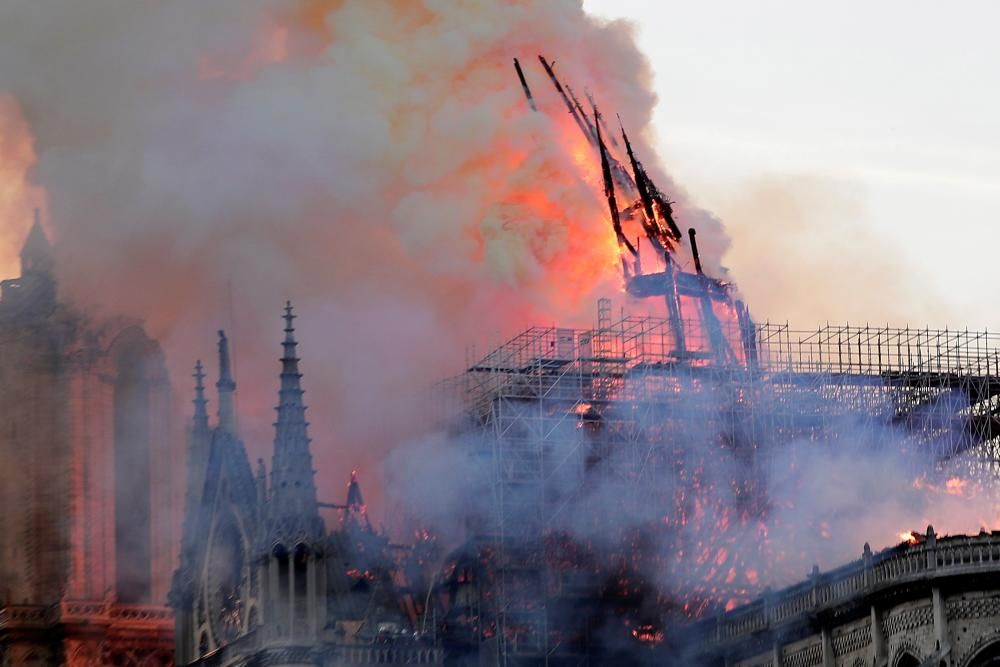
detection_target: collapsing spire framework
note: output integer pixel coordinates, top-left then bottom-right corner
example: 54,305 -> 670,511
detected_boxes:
513,54 -> 751,365
425,53 -> 1000,665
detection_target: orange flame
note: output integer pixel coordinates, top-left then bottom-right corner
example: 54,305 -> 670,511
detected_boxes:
0,94 -> 47,278
945,477 -> 967,496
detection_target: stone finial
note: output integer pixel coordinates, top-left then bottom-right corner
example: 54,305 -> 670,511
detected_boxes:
192,360 -> 209,431
216,330 -> 237,433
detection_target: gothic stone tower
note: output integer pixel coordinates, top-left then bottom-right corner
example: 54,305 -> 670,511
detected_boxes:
171,305 -> 330,665
258,303 -> 328,651
171,304 -> 441,667
170,330 -> 261,662
0,213 -> 178,666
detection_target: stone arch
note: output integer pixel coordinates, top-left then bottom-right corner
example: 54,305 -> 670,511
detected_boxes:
273,542 -> 290,592
69,643 -> 97,667
292,542 -> 310,622
271,542 -> 290,636
224,501 -> 254,609
895,652 -> 921,667
106,325 -> 167,603
963,638 -> 1000,667
108,652 -> 138,667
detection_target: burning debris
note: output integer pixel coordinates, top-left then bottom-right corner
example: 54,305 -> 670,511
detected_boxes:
373,56 -> 1000,663
423,299 -> 1000,662
1,2 -> 998,664
512,54 -> 752,368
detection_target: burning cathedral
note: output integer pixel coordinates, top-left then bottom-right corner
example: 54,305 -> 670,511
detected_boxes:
167,123 -> 1000,667
163,59 -> 1000,666
1,56 -> 1000,667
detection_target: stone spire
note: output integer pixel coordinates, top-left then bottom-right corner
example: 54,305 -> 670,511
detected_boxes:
181,360 -> 213,562
20,208 -> 52,275
216,330 -> 237,433
267,302 -> 323,542
192,359 -> 209,433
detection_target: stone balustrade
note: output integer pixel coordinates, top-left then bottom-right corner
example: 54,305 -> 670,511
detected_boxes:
0,600 -> 174,631
698,526 -> 1000,647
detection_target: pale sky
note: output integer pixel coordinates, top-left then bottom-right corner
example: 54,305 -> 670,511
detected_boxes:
584,0 -> 1000,330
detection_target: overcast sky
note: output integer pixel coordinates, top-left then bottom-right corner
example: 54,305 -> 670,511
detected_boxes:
584,0 -> 999,330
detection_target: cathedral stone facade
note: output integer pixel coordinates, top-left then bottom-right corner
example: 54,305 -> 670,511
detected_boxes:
679,527 -> 1000,667
169,306 -> 441,667
0,215 -> 177,665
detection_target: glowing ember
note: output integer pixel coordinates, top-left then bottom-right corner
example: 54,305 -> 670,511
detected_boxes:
945,477 -> 967,496
631,624 -> 664,644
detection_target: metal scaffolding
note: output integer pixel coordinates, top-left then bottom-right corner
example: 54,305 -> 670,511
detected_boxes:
438,299 -> 1000,665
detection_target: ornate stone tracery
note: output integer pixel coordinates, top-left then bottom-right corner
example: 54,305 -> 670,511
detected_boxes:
682,528 -> 1000,667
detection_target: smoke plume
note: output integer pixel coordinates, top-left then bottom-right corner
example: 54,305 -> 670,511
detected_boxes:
2,0 -> 997,647
387,368 -> 1000,627
0,1 -> 722,510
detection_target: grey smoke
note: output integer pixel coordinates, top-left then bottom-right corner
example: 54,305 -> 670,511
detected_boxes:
0,1 -> 727,514
385,368 -> 999,614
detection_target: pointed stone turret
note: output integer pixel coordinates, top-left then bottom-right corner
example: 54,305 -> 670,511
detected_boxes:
2,209 -> 56,310
192,359 -> 209,433
267,302 -> 323,543
259,303 -> 326,645
216,330 -> 237,433
20,208 -> 53,275
181,360 -> 213,562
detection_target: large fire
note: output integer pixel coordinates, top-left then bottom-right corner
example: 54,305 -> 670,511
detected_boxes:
0,95 -> 46,277
0,1 -> 686,519
3,4 -> 1000,658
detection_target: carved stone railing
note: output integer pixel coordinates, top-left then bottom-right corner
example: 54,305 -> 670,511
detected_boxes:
700,527 -> 1000,647
0,600 -> 173,632
108,603 -> 174,628
337,646 -> 443,664
0,604 -> 52,629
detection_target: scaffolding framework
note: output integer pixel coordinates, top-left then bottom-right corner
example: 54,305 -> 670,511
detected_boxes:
438,300 -> 1000,665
